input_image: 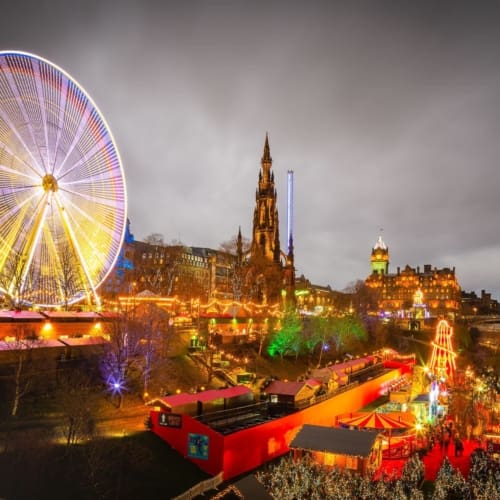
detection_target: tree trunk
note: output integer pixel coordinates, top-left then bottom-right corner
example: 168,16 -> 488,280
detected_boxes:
258,335 -> 264,357
11,354 -> 24,417
318,340 -> 325,367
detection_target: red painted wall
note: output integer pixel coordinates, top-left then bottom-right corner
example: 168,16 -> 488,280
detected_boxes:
150,410 -> 225,476
150,368 -> 404,480
384,360 -> 414,374
222,368 -> 400,479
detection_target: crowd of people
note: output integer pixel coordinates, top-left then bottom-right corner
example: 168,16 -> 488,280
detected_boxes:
426,419 -> 464,457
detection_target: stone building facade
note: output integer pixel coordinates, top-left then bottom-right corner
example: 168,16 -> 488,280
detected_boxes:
365,235 -> 461,320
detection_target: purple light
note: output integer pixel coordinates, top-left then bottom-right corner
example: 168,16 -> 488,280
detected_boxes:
107,374 -> 125,395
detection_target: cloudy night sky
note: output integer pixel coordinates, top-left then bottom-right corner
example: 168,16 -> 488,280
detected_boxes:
1,0 -> 500,298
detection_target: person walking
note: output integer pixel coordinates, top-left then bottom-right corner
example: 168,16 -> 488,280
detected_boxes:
443,427 -> 451,455
428,435 -> 435,451
454,435 -> 463,457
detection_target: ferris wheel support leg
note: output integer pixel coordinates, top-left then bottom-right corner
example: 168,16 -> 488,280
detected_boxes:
14,193 -> 50,302
55,195 -> 101,308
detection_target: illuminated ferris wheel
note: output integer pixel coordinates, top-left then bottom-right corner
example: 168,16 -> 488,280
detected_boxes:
0,51 -> 127,308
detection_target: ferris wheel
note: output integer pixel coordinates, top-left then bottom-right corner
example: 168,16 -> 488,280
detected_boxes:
0,51 -> 127,308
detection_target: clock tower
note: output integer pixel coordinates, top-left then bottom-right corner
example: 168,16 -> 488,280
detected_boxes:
370,235 -> 389,275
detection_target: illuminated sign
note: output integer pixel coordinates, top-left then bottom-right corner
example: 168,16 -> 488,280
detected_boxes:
158,413 -> 182,428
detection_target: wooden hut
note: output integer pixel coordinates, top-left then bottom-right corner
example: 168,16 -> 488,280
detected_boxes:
263,379 -> 321,411
289,424 -> 383,476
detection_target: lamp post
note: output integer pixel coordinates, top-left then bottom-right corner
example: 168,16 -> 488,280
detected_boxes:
127,281 -> 137,320
318,333 -> 326,367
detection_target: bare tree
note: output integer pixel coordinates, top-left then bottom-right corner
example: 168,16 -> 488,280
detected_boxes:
219,233 -> 251,255
219,233 -> 251,302
161,246 -> 184,296
57,242 -> 85,310
100,311 -> 141,408
343,279 -> 378,316
0,253 -> 31,309
328,315 -> 368,359
242,253 -> 284,305
56,371 -> 97,447
302,316 -> 333,366
10,341 -> 32,417
100,302 -> 169,405
1,327 -> 42,417
233,262 -> 243,302
143,233 -> 165,246
134,303 -> 169,399
134,235 -> 185,296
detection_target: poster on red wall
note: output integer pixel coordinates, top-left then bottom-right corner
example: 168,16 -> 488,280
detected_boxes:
188,433 -> 209,460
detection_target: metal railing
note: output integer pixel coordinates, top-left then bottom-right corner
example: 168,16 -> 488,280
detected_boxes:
288,380 -> 361,411
195,401 -> 269,426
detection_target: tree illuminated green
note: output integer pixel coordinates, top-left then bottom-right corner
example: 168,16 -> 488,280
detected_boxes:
330,315 -> 367,357
302,316 -> 328,354
267,304 -> 302,359
302,316 -> 336,365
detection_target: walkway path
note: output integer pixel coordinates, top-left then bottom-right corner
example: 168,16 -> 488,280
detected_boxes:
421,438 -> 481,480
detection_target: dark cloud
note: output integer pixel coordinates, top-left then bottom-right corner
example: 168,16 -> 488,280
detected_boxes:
1,0 -> 500,297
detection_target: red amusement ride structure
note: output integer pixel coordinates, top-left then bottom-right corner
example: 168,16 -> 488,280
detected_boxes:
429,319 -> 457,382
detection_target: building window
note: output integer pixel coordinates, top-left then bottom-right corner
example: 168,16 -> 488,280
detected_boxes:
346,455 -> 357,470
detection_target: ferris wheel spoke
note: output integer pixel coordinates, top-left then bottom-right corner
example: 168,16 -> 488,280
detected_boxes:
0,112 -> 45,179
11,192 -> 50,299
59,195 -> 115,274
60,184 -> 125,214
15,57 -> 50,174
0,59 -> 48,176
53,85 -> 95,179
54,192 -> 100,305
0,188 -> 45,257
57,137 -> 113,184
0,190 -> 41,243
31,58 -> 54,175
46,71 -> 68,176
63,202 -> 120,276
0,144 -> 43,183
48,68 -> 69,176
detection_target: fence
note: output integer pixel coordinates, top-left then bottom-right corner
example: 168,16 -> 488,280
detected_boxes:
172,471 -> 224,500
293,380 -> 360,410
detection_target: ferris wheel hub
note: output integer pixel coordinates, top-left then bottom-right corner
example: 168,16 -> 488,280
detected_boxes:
42,174 -> 58,193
